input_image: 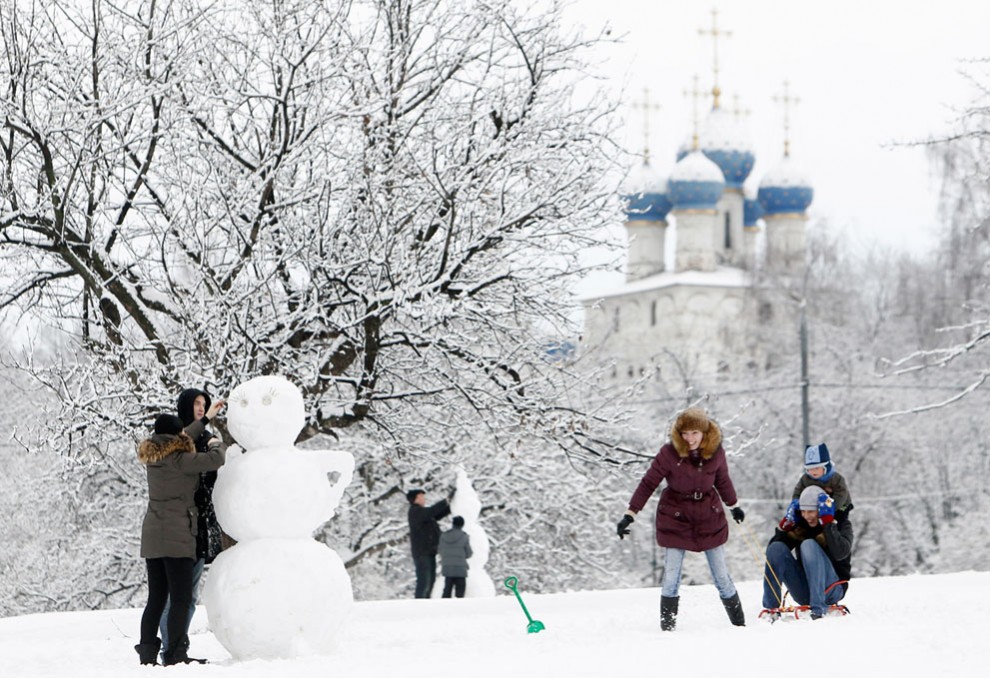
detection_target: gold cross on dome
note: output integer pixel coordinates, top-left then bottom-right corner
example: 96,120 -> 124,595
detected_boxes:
698,8 -> 732,110
773,80 -> 801,157
630,87 -> 662,165
683,74 -> 707,151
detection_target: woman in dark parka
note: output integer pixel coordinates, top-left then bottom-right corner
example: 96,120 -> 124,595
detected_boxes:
616,407 -> 746,631
134,413 -> 225,666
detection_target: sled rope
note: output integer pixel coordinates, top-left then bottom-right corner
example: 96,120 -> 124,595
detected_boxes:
737,519 -> 785,608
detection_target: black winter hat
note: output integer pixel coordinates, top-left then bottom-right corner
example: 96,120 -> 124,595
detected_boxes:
452,516 -> 465,528
154,413 -> 184,435
406,489 -> 425,504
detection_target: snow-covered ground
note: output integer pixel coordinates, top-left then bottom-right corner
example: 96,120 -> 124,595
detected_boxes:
2,571 -> 987,677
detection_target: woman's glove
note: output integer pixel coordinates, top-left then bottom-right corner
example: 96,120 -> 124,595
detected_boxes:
616,514 -> 634,539
730,506 -> 745,524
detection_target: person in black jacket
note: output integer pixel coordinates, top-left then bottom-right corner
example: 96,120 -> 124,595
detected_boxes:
763,484 -> 853,619
159,388 -> 225,659
407,489 -> 451,598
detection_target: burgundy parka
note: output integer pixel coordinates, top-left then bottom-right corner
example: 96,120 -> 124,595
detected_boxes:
627,418 -> 738,552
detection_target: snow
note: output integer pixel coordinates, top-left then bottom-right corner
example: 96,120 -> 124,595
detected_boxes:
670,150 -> 725,183
2,571 -> 987,677
699,107 -> 755,153
579,265 -> 750,301
759,155 -> 813,188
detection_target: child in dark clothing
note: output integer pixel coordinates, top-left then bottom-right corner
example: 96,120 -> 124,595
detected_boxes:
437,516 -> 473,598
790,443 -> 853,515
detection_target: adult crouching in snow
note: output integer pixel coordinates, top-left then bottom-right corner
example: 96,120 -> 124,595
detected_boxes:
616,407 -> 746,631
762,484 -> 853,619
135,413 -> 225,666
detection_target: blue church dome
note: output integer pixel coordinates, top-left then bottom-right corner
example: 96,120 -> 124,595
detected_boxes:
757,157 -> 814,216
697,108 -> 755,189
674,109 -> 755,189
622,161 -> 671,222
743,196 -> 764,227
668,150 -> 725,210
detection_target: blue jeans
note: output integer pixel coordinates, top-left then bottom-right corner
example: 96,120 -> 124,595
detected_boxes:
762,540 -> 844,614
159,557 -> 204,653
413,553 -> 437,599
660,546 -> 737,599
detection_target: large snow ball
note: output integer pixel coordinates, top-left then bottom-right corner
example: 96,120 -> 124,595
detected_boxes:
203,538 -> 353,660
213,447 -> 354,540
227,375 -> 306,450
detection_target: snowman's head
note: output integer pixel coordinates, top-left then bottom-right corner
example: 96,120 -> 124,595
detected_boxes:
227,376 -> 306,450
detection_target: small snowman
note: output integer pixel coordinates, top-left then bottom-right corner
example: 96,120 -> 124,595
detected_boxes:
203,376 -> 354,660
448,467 -> 495,598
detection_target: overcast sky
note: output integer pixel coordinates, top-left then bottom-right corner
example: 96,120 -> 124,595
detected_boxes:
562,0 -> 990,257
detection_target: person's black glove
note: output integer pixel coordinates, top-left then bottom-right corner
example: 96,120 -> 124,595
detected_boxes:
448,484 -> 457,501
616,514 -> 634,539
730,506 -> 745,524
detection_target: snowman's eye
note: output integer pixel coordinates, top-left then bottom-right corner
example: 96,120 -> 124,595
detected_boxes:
238,397 -> 249,407
262,394 -> 272,405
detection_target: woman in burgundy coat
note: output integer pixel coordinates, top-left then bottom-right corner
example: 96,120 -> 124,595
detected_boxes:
616,407 -> 746,631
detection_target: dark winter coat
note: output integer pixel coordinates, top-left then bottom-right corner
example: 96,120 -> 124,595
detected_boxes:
438,527 -> 473,577
792,471 -> 853,514
408,499 -> 451,558
177,388 -> 226,563
138,432 -> 225,560
769,513 -> 853,595
627,419 -> 738,552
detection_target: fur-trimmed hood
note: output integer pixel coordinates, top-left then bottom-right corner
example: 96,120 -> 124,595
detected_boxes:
670,407 -> 722,459
138,433 -> 195,464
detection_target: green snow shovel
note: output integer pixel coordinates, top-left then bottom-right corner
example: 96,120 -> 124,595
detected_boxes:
504,576 -> 546,633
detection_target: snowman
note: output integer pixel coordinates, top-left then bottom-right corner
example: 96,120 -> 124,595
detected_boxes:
447,467 -> 495,598
202,376 -> 355,660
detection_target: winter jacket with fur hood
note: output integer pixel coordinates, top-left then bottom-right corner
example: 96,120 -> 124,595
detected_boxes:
438,527 -> 473,578
627,409 -> 739,552
138,432 -> 225,560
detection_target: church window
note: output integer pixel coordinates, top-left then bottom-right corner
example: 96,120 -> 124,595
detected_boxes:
650,300 -> 657,326
724,212 -> 732,249
612,307 -> 620,332
627,365 -> 634,378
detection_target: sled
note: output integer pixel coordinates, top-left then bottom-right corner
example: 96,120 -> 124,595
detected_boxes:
758,603 -> 850,622
759,580 -> 849,622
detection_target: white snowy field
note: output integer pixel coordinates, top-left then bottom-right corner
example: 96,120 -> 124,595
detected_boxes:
2,571 -> 987,678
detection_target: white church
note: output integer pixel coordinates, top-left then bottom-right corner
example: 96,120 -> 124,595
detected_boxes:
580,59 -> 815,387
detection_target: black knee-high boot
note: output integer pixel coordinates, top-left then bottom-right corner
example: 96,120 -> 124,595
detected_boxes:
721,592 -> 746,626
660,595 -> 679,631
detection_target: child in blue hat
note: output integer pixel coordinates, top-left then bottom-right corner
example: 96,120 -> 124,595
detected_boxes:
789,443 -> 853,515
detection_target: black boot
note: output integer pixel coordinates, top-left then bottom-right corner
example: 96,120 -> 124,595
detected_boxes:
721,592 -> 746,627
162,640 -> 207,666
134,638 -> 161,665
660,595 -> 679,631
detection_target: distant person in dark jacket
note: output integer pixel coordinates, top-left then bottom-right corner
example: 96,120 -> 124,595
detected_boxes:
407,489 -> 451,598
438,516 -> 473,598
159,389 -> 226,660
135,413 -> 225,666
763,484 -> 854,619
615,407 -> 746,631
